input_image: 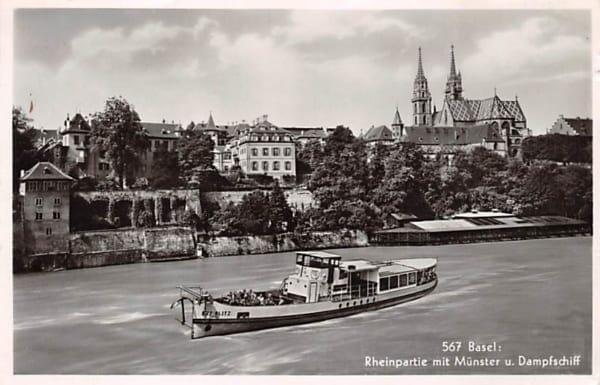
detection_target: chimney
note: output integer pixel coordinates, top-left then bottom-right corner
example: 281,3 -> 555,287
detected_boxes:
20,169 -> 25,177
162,119 -> 166,123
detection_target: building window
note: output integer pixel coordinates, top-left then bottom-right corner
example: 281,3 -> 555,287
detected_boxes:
35,212 -> 43,220
251,161 -> 258,171
54,198 -> 61,206
272,147 -> 280,156
273,161 -> 280,171
35,198 -> 43,206
53,211 -> 61,220
84,135 -> 90,145
74,135 -> 80,145
284,147 -> 292,156
251,148 -> 258,157
262,161 -> 269,171
46,228 -> 52,235
285,161 -> 292,171
262,148 -> 269,156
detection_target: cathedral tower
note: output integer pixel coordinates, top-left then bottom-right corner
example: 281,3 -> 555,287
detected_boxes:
411,47 -> 433,126
445,45 -> 463,101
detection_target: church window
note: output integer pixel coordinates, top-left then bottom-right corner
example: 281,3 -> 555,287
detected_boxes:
491,121 -> 499,131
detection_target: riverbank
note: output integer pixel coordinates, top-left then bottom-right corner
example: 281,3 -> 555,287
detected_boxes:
13,229 -> 368,273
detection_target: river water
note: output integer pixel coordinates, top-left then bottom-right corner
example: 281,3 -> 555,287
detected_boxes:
13,237 -> 592,374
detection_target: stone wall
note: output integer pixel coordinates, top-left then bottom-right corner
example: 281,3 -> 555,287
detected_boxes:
76,189 -> 201,227
199,230 -> 368,257
144,227 -> 196,261
14,226 -> 196,273
202,188 -> 316,211
70,228 -> 144,253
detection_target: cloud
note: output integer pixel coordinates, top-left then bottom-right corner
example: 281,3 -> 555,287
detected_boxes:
461,17 -> 589,88
70,17 -> 216,64
273,10 -> 422,45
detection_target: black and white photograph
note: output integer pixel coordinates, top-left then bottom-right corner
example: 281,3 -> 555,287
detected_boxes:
4,1 -> 598,381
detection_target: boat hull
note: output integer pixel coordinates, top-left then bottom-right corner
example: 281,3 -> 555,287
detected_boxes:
190,279 -> 437,338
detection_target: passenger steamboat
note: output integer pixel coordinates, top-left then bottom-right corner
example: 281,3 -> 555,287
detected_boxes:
171,251 -> 437,339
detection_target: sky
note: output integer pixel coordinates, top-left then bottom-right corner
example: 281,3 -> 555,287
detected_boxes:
13,9 -> 592,135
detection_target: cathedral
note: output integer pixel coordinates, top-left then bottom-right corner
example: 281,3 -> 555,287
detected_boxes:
394,46 -> 530,158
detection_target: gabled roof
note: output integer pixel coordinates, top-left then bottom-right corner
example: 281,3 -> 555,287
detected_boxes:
476,96 -> 513,120
564,118 -> 592,136
364,125 -> 394,142
141,122 -> 181,139
21,162 -> 74,181
404,124 -> 504,145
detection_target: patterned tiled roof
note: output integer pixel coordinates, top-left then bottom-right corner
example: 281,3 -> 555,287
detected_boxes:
447,96 -> 525,123
502,100 -> 526,122
404,124 -> 504,145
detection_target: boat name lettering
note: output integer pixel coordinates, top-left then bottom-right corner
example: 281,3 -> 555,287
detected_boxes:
202,310 -> 231,317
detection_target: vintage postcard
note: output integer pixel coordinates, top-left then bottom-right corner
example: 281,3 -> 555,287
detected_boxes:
3,1 -> 598,384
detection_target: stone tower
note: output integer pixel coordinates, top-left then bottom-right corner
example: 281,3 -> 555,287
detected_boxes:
411,47 -> 433,126
445,45 -> 463,101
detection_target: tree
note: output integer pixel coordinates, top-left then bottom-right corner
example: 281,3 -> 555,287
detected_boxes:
12,106 -> 41,191
372,143 -> 435,219
148,143 -> 181,189
177,130 -> 215,185
268,180 -> 293,233
90,97 -> 150,189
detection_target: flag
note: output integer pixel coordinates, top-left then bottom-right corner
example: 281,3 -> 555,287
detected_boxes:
28,94 -> 33,113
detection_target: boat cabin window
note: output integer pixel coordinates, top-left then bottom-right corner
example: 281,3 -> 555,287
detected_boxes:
390,275 -> 399,289
296,254 -> 340,269
400,274 -> 408,287
380,277 -> 389,291
339,269 -> 347,279
408,272 -> 417,285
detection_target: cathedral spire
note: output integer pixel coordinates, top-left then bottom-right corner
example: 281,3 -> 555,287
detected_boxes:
412,47 -> 432,126
445,44 -> 463,101
449,44 -> 457,78
417,47 -> 424,78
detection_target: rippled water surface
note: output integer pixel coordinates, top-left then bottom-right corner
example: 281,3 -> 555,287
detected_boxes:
14,237 -> 592,374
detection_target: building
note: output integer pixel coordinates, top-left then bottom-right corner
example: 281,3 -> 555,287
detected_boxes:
548,115 -> 592,136
406,46 -> 529,157
230,117 -> 296,181
282,126 -> 336,146
140,120 -> 182,177
362,124 -> 395,145
401,124 -> 506,160
18,162 -> 74,254
372,211 -> 589,245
